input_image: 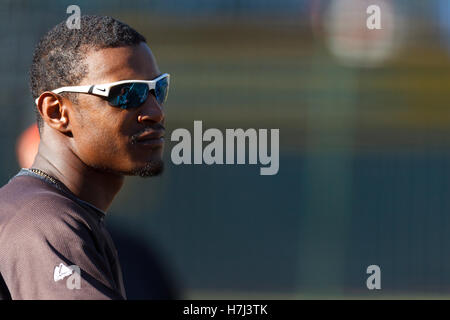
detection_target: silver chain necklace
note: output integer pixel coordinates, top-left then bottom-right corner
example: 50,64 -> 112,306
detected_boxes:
27,168 -> 63,189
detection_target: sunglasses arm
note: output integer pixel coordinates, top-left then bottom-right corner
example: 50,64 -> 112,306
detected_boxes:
34,85 -> 110,105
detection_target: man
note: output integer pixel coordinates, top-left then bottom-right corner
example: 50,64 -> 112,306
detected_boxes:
0,15 -> 169,299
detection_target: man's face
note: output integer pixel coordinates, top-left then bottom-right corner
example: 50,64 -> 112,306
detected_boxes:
68,42 -> 165,177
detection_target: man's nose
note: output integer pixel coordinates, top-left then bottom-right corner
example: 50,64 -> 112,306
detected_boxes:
137,95 -> 165,124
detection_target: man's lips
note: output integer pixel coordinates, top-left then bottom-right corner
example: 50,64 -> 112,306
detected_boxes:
135,130 -> 165,142
132,129 -> 165,148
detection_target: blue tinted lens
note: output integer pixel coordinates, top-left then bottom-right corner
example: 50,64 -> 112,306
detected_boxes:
153,77 -> 169,105
107,83 -> 149,109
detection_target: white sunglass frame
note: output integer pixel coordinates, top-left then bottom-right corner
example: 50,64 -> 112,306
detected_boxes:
35,73 -> 170,105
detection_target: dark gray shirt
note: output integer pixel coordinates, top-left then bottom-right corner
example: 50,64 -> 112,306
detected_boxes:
0,169 -> 126,300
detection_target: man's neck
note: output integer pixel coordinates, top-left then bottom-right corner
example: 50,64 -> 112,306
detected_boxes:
31,144 -> 124,212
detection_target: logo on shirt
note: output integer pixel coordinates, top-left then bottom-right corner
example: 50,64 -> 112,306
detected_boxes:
54,263 -> 81,290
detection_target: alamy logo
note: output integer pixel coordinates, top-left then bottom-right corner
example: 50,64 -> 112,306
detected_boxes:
66,5 -> 81,30
54,263 -> 81,290
366,265 -> 381,290
366,4 -> 382,30
171,121 -> 279,175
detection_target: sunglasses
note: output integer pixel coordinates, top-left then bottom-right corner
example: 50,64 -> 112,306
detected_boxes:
35,73 -> 170,109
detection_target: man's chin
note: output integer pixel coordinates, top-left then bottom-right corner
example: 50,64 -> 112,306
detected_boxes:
128,160 -> 164,178
91,160 -> 164,177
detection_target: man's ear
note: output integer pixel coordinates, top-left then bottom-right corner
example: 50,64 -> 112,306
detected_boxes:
36,92 -> 72,134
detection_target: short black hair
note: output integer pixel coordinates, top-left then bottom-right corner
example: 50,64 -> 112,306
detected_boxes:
30,15 -> 146,130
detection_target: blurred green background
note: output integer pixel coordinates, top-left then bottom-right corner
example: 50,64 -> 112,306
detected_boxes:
2,0 -> 450,298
